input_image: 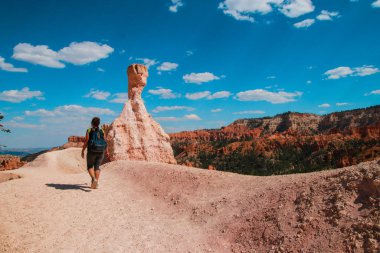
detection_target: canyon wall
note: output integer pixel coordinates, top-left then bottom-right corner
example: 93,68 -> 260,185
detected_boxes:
170,105 -> 380,175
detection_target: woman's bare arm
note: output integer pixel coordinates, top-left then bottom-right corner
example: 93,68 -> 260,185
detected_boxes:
81,131 -> 89,158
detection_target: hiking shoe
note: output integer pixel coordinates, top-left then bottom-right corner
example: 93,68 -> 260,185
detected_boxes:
91,179 -> 98,189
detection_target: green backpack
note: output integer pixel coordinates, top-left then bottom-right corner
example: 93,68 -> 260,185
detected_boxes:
88,128 -> 107,153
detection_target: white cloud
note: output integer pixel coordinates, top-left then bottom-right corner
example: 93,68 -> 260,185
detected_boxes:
220,8 -> 255,22
155,113 -> 201,122
206,91 -> 232,99
135,58 -> 158,68
324,65 -> 379,79
365,89 -> 380,96
336,102 -> 349,106
152,106 -> 194,113
169,0 -> 184,12
306,80 -> 312,84
218,0 -> 314,22
22,105 -> 115,137
324,66 -> 353,79
185,91 -> 211,100
372,0 -> 380,8
267,75 -> 276,79
131,59 -> 177,72
280,0 -> 315,18
318,103 -> 330,108
13,43 -> 64,68
84,89 -> 111,100
183,72 -> 220,84
0,56 -> 28,72
316,10 -> 339,21
354,66 -> 380,76
0,87 -> 44,103
58,42 -> 114,65
148,88 -> 179,99
110,93 -> 128,103
211,108 -> 223,113
186,50 -> 194,56
12,42 -> 113,68
12,116 -> 24,121
97,67 -> 105,72
218,0 -> 283,22
25,109 -> 55,117
184,114 -> 201,120
157,62 -> 178,72
5,120 -> 46,129
185,91 -> 231,100
233,110 -> 265,114
154,116 -> 180,122
293,18 -> 315,28
235,89 -> 302,104
25,105 -> 115,117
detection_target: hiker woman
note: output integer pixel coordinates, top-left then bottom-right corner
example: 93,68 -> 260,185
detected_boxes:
81,117 -> 108,189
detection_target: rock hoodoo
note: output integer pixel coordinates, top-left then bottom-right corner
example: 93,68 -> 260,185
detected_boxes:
0,155 -> 25,171
104,64 -> 176,164
62,136 -> 86,148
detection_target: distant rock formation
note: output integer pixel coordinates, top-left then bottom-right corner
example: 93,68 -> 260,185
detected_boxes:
62,136 -> 86,148
0,155 -> 25,171
104,64 -> 176,164
170,105 -> 380,175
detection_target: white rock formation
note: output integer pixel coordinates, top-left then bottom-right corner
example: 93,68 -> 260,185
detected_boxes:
105,64 -> 177,164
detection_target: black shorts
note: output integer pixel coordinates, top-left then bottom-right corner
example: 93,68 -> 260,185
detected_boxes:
87,151 -> 104,170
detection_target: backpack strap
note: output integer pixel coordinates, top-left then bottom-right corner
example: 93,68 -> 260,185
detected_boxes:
87,127 -> 103,140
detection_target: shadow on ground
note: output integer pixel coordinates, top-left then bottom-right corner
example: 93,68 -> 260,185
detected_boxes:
46,183 -> 91,192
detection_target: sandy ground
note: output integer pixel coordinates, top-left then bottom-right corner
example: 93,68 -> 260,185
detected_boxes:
0,148 -> 378,253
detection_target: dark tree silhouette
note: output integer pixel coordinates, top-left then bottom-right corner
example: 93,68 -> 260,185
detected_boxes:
0,113 -> 10,147
0,113 -> 10,133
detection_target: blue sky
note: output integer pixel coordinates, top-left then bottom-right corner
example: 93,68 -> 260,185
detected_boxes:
1,0 -> 380,148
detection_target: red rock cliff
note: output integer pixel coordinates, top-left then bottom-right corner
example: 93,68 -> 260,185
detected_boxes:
62,136 -> 86,148
0,155 -> 25,171
170,105 -> 380,174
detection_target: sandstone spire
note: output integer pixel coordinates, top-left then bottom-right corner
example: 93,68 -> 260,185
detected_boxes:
104,64 -> 177,164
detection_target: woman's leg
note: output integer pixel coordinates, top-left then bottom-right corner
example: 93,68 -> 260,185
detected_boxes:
94,152 -> 104,181
87,152 -> 97,188
88,168 -> 96,180
89,168 -> 98,189
95,169 -> 100,181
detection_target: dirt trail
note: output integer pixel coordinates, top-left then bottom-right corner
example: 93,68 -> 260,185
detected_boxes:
0,148 -> 379,253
